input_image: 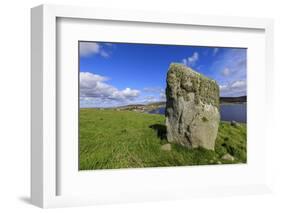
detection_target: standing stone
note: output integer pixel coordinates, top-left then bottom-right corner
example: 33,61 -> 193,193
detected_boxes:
165,63 -> 220,150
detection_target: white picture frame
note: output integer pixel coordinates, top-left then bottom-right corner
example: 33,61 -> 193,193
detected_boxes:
31,4 -> 274,208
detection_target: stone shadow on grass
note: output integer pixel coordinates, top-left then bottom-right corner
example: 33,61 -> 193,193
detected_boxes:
149,124 -> 167,140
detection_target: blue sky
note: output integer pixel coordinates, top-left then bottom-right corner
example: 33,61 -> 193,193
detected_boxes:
79,41 -> 246,108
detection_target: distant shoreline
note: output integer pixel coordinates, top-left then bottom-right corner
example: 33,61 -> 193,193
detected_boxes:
220,96 -> 247,104
80,96 -> 247,110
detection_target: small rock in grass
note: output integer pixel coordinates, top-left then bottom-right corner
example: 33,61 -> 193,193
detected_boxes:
230,120 -> 239,127
121,129 -> 127,133
161,143 -> 172,151
221,153 -> 235,161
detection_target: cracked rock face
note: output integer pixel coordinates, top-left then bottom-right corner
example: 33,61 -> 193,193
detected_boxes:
165,63 -> 220,150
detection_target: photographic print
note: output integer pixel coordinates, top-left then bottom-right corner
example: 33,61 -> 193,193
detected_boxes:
79,41 -> 247,170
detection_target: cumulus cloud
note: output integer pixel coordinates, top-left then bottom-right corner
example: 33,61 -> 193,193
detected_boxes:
100,50 -> 110,58
219,80 -> 246,97
160,91 -> 166,100
221,67 -> 231,76
104,43 -> 114,46
143,96 -> 159,103
143,87 -> 164,93
80,42 -> 100,56
141,87 -> 166,102
213,48 -> 219,56
231,80 -> 246,88
140,93 -> 166,104
80,72 -> 140,106
182,52 -> 199,67
218,49 -> 246,80
210,48 -> 247,97
79,42 -> 110,57
188,52 -> 199,65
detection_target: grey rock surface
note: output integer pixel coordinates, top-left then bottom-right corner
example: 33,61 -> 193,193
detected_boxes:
230,120 -> 239,127
161,143 -> 172,151
221,153 -> 235,161
165,63 -> 220,150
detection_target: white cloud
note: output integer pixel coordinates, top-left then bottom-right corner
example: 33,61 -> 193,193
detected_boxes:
143,96 -> 158,103
219,80 -> 246,97
221,67 -> 231,76
80,42 -> 100,57
140,93 -> 166,104
141,87 -> 166,103
100,50 -> 110,58
219,85 -> 228,90
80,72 -> 140,105
79,42 -> 110,57
120,88 -> 140,98
182,52 -> 199,67
143,87 -> 164,93
189,52 -> 199,65
160,92 -> 166,100
231,80 -> 246,88
182,58 -> 188,66
213,48 -> 219,56
210,48 -> 247,97
212,49 -> 246,81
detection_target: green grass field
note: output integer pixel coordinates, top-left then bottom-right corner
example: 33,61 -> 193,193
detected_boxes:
79,108 -> 247,170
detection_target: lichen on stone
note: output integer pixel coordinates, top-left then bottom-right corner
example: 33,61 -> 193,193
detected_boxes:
166,63 -> 219,108
165,63 -> 220,150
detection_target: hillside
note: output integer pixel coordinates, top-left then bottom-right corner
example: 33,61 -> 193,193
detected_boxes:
112,101 -> 166,113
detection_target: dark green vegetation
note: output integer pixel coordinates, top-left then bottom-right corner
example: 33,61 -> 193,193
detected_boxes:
220,96 -> 247,104
79,109 -> 246,170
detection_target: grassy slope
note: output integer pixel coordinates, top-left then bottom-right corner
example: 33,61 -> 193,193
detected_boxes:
79,109 -> 247,170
